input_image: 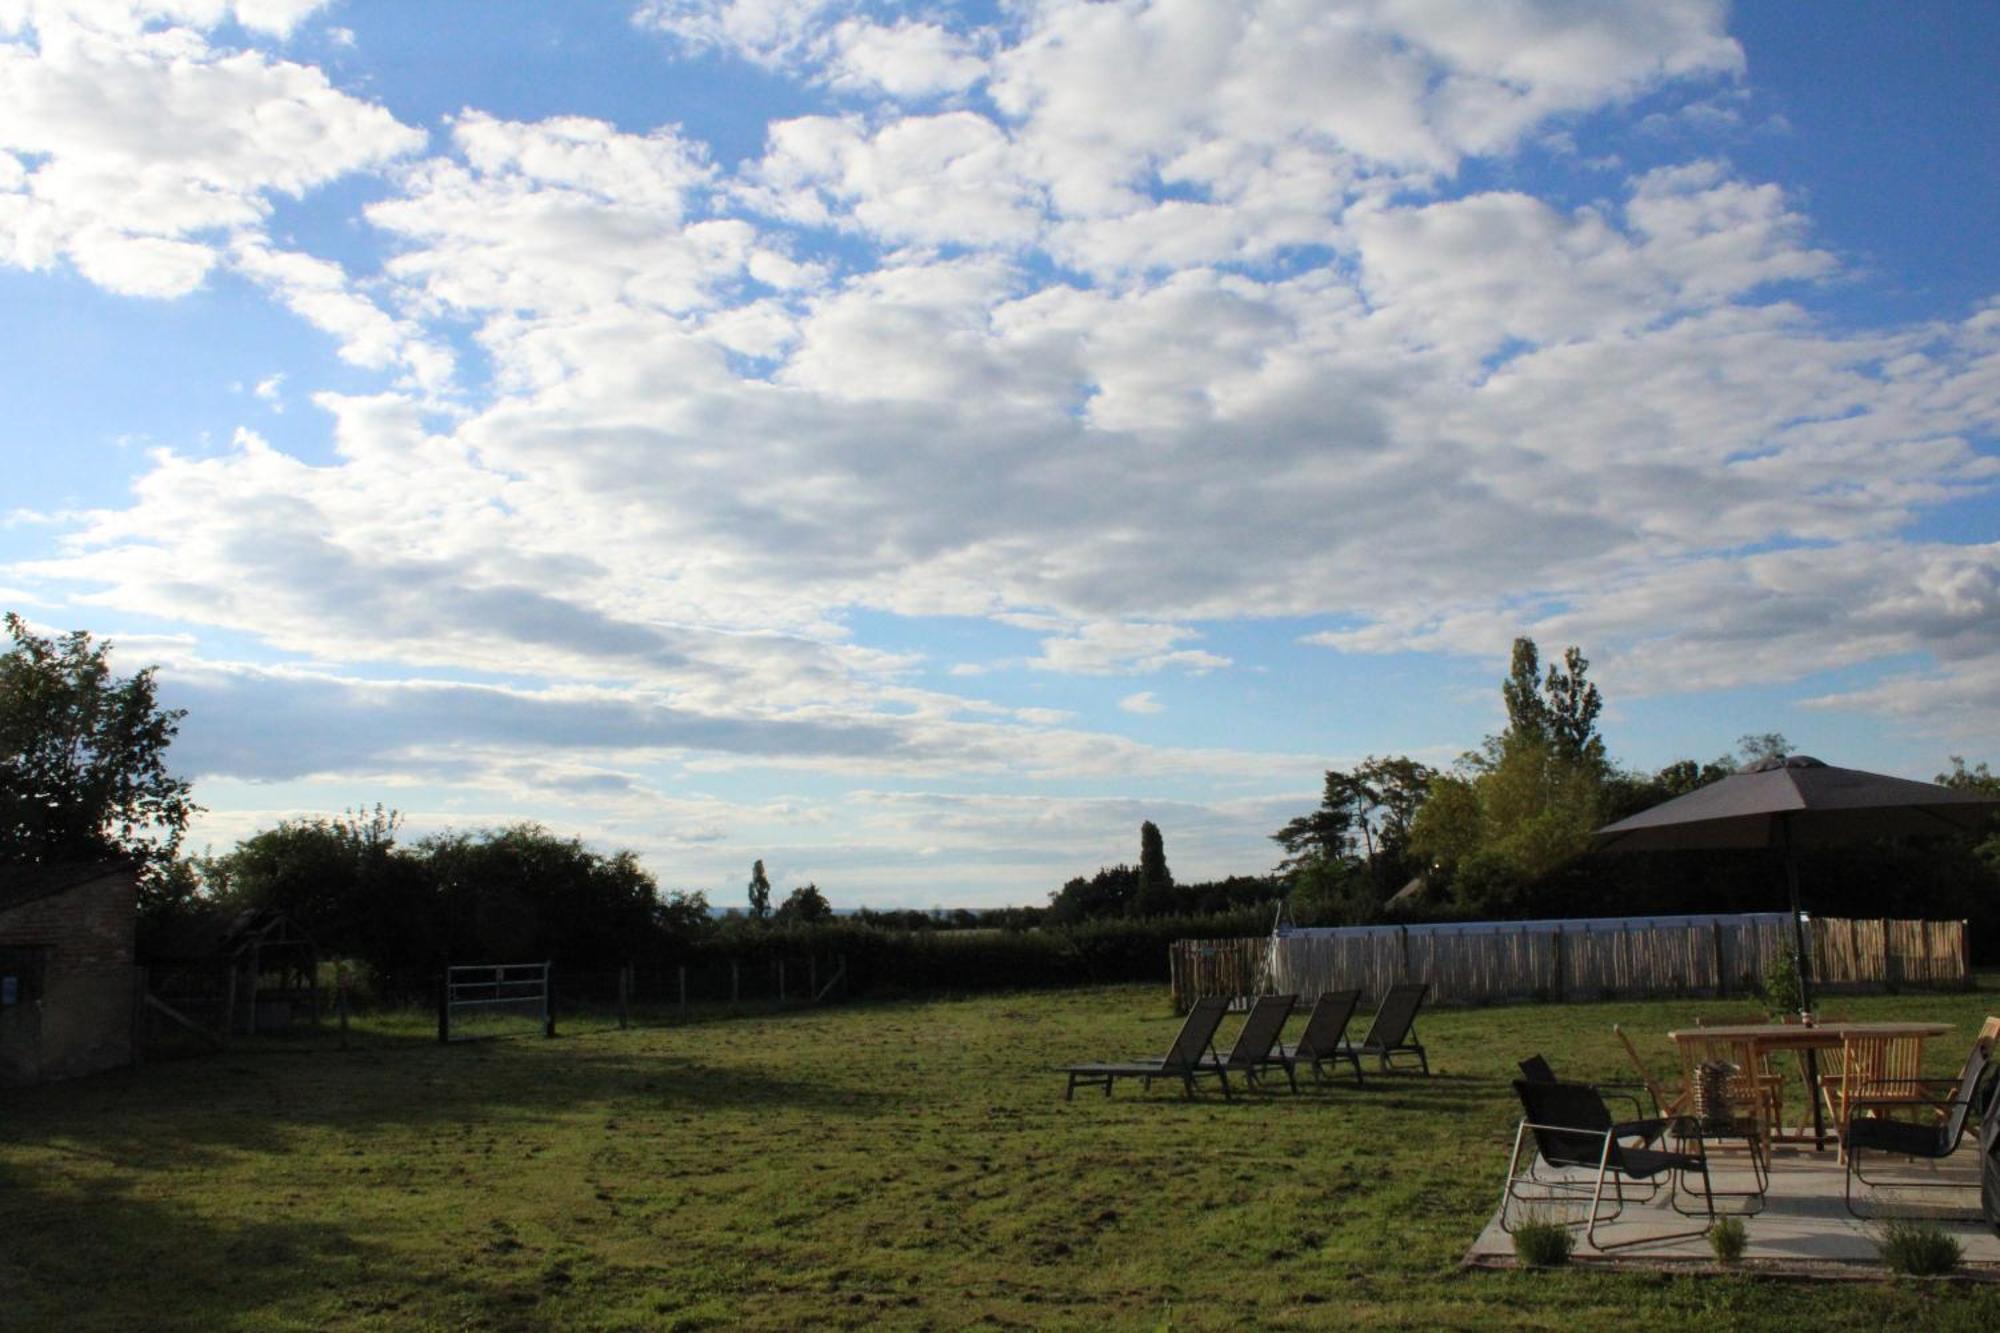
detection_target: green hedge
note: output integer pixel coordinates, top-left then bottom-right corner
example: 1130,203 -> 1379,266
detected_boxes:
684,907 -> 1270,996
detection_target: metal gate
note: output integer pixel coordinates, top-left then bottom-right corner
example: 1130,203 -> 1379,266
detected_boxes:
439,961 -> 554,1041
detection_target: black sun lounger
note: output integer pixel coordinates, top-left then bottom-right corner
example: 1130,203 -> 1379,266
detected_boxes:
1061,996 -> 1233,1101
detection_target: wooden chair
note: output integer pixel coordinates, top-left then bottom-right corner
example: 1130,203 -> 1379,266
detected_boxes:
1822,1032 -> 1925,1158
1676,1033 -> 1782,1144
1612,1025 -> 1689,1117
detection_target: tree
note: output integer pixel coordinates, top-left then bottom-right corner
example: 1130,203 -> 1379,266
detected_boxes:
1046,864 -> 1139,923
747,859 -> 772,922
420,823 -> 660,971
1500,637 -> 1549,748
1738,732 -> 1790,764
1542,646 -> 1605,770
776,882 -> 832,924
0,613 -> 199,885
1272,770 -> 1366,871
1132,820 -> 1175,916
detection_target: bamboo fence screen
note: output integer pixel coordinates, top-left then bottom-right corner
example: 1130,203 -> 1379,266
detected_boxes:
1168,915 -> 1968,1012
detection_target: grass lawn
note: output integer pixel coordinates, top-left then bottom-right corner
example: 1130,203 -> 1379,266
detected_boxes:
8,985 -> 2000,1330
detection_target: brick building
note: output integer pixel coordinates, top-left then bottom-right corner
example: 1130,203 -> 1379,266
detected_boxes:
0,861 -> 137,1085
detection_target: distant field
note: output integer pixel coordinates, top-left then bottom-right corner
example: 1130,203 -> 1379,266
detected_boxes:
9,985 -> 2000,1330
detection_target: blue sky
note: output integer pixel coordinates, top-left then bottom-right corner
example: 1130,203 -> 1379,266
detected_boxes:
2,1 -> 1995,907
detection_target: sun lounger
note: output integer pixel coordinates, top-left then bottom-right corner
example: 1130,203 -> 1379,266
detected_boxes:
1060,996 -> 1233,1101
1279,990 -> 1364,1086
1356,982 -> 1429,1074
1201,993 -> 1299,1091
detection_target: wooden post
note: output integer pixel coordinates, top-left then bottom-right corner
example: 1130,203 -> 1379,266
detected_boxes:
1398,924 -> 1411,982
129,964 -> 147,1069
1712,921 -> 1726,996
809,956 -> 817,1002
678,964 -> 687,1017
778,959 -> 787,1004
618,963 -> 630,1030
337,972 -> 350,1051
543,964 -> 556,1039
224,961 -> 238,1046
437,970 -> 450,1044
731,959 -> 740,1007
1551,926 -> 1564,1002
247,942 -> 261,1037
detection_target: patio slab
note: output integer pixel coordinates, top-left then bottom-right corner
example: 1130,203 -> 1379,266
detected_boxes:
1467,1142 -> 2000,1275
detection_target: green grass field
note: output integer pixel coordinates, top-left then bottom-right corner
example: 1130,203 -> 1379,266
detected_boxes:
9,985 -> 2000,1330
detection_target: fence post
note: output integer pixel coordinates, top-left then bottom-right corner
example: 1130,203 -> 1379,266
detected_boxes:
1551,926 -> 1564,1002
543,964 -> 556,1039
337,964 -> 350,1051
437,968 -> 450,1044
731,960 -> 740,1007
778,959 -> 787,1004
1398,924 -> 1411,982
1963,921 -> 1973,990
809,956 -> 817,1002
618,963 -> 630,1030
678,963 -> 687,1017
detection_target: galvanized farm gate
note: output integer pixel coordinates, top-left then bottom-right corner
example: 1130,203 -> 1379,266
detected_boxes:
439,961 -> 554,1041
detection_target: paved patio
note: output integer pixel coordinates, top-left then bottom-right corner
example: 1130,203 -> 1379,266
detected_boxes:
1467,1140 -> 2000,1275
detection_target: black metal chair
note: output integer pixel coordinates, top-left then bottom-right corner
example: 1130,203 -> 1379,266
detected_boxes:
1356,982 -> 1429,1074
1501,1079 -> 1717,1251
1282,990 -> 1364,1086
1844,1037 -> 1994,1218
1517,1054 -> 1668,1148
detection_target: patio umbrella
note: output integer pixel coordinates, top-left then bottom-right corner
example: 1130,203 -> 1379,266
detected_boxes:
1594,754 -> 2000,1012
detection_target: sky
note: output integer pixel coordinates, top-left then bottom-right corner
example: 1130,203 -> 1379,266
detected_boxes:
2,0 -> 1996,909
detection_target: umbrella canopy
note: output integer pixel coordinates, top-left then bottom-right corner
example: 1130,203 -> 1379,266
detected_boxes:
1595,755 -> 2000,852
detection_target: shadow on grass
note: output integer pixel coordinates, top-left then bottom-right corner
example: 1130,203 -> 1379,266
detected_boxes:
2,1039 -> 897,1171
0,1155 -> 393,1330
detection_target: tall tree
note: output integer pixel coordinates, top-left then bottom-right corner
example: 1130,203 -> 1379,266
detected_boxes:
0,613 -> 199,884
1133,820 -> 1175,915
1542,646 -> 1605,769
1271,769 -> 1365,871
747,859 -> 772,921
1500,637 -> 1549,748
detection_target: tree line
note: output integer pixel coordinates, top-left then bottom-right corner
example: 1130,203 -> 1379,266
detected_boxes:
5,612 -> 1997,996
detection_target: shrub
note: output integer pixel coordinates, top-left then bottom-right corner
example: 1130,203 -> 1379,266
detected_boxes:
1877,1219 -> 1961,1277
1758,951 -> 1803,1018
1708,1215 -> 1747,1264
1511,1212 -> 1574,1268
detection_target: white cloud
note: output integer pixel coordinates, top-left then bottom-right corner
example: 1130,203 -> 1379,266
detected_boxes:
0,6 -> 421,296
8,0 -> 1998,897
1118,691 -> 1163,715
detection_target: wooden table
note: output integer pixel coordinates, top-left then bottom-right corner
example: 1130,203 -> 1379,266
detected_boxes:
1666,1021 -> 1953,1148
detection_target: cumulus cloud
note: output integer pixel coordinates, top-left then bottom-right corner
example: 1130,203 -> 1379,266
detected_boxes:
0,3 -> 421,296
8,0 -> 1998,897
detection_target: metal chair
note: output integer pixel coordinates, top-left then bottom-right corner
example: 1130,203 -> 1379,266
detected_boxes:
1500,1079 -> 1717,1251
1844,1038 -> 1993,1218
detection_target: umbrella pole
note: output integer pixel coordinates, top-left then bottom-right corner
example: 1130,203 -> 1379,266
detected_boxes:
1782,819 -> 1815,1015
1783,819 -> 1831,1148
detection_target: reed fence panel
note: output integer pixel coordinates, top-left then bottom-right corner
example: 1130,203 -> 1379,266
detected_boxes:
1167,938 -> 1267,1011
1171,915 -> 1967,1012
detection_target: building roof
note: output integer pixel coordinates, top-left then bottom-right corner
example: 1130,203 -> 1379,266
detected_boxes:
0,860 -> 135,914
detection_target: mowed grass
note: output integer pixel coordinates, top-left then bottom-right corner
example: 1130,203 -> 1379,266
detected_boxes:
8,986 -> 2000,1331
